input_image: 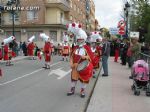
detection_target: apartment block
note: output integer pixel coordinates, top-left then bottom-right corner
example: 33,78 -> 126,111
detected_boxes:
0,0 -> 95,45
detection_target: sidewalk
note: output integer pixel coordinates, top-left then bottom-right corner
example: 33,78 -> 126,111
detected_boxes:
86,57 -> 150,112
0,56 -> 29,64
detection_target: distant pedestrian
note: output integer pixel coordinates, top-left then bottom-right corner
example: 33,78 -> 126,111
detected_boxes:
121,39 -> 128,65
129,37 -> 141,79
19,41 -> 23,56
102,38 -> 110,77
43,41 -> 52,69
114,39 -> 120,62
22,42 -> 27,56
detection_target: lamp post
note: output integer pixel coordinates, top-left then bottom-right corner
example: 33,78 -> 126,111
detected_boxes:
6,0 -> 17,37
124,2 -> 130,38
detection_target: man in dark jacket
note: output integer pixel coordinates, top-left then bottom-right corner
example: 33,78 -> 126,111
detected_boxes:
102,38 -> 110,77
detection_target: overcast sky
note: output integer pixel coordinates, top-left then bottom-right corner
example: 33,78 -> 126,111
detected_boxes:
94,0 -> 123,28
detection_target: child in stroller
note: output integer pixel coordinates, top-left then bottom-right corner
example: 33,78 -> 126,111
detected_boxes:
131,60 -> 150,96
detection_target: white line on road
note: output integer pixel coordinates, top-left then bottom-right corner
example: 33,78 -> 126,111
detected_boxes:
48,67 -> 71,80
0,61 -> 61,86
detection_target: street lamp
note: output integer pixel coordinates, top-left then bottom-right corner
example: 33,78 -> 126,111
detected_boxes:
124,2 -> 130,38
6,0 -> 18,37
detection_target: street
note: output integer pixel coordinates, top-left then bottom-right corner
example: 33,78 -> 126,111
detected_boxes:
0,56 -> 97,112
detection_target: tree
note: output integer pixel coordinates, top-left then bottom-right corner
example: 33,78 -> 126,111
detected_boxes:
129,0 -> 150,42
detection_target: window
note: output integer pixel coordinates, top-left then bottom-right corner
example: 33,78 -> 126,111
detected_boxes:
70,0 -> 72,8
78,7 -> 80,13
9,12 -> 19,21
60,12 -> 64,23
74,4 -> 76,11
70,15 -> 73,21
27,11 -> 38,21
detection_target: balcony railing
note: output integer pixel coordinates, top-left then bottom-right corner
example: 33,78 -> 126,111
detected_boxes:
44,0 -> 70,11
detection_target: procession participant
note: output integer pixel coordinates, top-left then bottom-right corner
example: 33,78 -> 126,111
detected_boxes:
67,23 -> 94,98
62,32 -> 70,61
57,43 -> 62,56
39,33 -> 52,69
37,48 -> 42,60
27,35 -> 35,60
3,36 -> 15,66
43,40 -> 51,69
90,31 -> 102,78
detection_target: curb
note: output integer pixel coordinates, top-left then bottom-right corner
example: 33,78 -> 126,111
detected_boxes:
84,63 -> 103,112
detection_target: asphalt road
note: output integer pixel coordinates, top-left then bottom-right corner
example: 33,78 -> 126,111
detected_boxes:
0,56 -> 97,112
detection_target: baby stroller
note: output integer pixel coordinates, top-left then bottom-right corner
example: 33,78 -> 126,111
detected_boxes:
131,60 -> 150,96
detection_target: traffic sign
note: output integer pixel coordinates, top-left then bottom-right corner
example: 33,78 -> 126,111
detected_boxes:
109,28 -> 118,35
130,32 -> 139,38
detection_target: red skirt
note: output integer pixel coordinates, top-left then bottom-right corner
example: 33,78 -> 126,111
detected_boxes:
79,62 -> 93,82
45,53 -> 51,62
28,50 -> 34,56
4,53 -> 9,60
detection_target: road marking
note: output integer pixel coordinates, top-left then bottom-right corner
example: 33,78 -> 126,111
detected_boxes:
48,67 -> 71,79
0,61 -> 61,86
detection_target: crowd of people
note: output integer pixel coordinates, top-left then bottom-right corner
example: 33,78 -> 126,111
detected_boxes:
1,22 -> 149,98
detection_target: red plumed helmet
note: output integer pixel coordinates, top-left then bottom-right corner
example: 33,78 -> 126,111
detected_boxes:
70,34 -> 74,38
72,23 -> 76,27
78,24 -> 82,28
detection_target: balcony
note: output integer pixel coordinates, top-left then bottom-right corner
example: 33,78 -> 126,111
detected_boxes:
44,0 -> 70,11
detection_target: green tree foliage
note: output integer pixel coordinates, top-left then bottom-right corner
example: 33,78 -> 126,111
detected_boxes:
130,0 -> 150,42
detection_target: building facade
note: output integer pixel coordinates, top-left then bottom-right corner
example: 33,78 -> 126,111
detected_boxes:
0,0 -> 95,46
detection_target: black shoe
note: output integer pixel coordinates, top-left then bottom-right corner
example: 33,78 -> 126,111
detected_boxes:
80,93 -> 85,98
67,91 -> 75,96
80,88 -> 85,98
67,87 -> 75,96
102,74 -> 108,77
129,76 -> 133,79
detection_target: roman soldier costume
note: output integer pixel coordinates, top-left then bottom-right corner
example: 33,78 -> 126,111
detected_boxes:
40,33 -> 51,69
67,23 -> 94,98
90,32 -> 102,78
62,32 -> 70,61
2,36 -> 15,66
43,41 -> 51,69
27,36 -> 35,60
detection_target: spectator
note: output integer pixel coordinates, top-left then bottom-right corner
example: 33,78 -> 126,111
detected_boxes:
19,41 -> 23,56
130,37 -> 141,64
114,39 -> 120,62
102,38 -> 110,77
126,41 -> 132,68
22,42 -> 27,56
121,39 -> 128,65
129,37 -> 141,79
34,44 -> 39,56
